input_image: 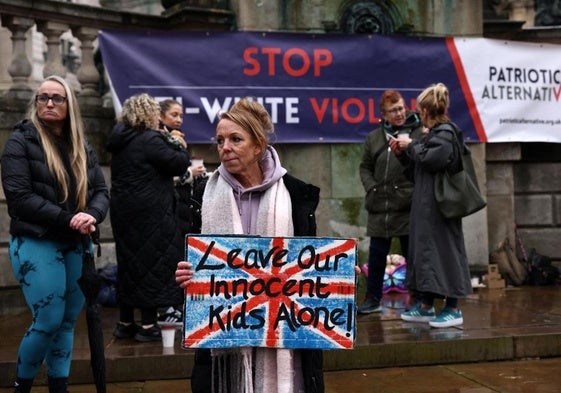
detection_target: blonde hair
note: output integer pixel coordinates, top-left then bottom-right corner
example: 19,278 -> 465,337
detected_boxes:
28,75 -> 88,211
417,83 -> 450,124
219,98 -> 273,154
119,93 -> 160,130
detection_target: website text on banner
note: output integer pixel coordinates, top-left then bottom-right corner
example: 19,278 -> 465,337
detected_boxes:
183,235 -> 357,350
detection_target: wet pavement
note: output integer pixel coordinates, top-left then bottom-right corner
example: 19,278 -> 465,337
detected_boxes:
1,285 -> 561,392
2,357 -> 561,392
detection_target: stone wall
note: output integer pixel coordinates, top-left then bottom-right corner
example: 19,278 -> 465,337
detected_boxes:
2,0 -> 561,310
487,142 -> 561,269
514,161 -> 561,262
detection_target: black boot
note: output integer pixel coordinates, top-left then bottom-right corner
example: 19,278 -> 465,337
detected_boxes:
13,377 -> 33,393
48,377 -> 69,393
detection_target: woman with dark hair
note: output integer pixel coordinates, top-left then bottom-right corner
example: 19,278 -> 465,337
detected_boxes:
157,98 -> 206,325
1,75 -> 109,393
158,99 -> 206,233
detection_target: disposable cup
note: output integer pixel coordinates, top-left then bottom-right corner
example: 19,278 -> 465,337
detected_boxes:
161,325 -> 176,348
162,346 -> 175,355
191,158 -> 204,167
397,133 -> 408,140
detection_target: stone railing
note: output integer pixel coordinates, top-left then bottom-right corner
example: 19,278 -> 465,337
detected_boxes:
0,0 -> 233,105
0,0 -> 235,167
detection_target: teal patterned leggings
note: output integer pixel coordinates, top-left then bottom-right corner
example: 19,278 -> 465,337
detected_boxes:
9,236 -> 85,379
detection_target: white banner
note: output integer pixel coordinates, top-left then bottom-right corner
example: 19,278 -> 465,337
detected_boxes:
454,37 -> 561,143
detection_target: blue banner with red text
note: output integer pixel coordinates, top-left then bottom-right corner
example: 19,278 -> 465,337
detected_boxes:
98,31 -> 561,143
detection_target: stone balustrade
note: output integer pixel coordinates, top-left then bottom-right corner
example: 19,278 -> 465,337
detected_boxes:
0,0 -> 233,105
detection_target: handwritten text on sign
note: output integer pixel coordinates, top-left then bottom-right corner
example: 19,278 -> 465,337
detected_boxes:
182,236 -> 357,349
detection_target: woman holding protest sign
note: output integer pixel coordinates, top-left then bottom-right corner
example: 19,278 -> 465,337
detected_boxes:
175,98 -> 324,393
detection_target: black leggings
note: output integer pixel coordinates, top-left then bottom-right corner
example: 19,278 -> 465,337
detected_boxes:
421,293 -> 458,309
119,305 -> 158,325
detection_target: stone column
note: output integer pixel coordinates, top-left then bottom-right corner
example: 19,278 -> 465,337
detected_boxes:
486,143 -> 520,249
36,21 -> 69,79
72,26 -> 101,107
0,27 -> 13,91
427,0 -> 489,268
425,0 -> 483,36
231,0 -> 283,31
0,15 -> 34,102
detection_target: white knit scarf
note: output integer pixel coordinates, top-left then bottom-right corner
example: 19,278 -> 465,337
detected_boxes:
201,172 -> 295,393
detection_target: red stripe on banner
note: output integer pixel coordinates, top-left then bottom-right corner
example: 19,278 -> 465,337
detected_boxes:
446,38 -> 487,142
263,237 -> 286,346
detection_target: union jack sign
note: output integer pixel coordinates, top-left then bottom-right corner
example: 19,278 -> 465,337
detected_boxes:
182,235 -> 357,350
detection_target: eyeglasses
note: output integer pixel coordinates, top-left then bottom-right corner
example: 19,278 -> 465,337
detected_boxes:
385,106 -> 405,115
36,94 -> 67,105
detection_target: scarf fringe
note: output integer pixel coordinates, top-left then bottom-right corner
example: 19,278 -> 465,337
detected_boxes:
203,173 -> 295,393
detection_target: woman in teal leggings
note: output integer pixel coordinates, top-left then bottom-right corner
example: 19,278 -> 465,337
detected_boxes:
1,75 -> 109,393
9,237 -> 87,384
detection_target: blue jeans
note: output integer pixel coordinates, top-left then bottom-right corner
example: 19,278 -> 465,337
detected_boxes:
366,236 -> 409,301
9,236 -> 86,379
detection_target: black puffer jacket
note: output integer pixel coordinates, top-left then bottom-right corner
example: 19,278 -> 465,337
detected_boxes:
190,173 -> 325,393
1,120 -> 109,241
107,123 -> 190,308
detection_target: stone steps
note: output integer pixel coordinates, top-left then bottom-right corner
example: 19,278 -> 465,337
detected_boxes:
2,286 -> 561,387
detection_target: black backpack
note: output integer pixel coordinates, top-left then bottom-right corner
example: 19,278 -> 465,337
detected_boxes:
526,249 -> 560,286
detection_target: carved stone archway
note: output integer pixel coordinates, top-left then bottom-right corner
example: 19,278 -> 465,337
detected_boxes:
535,0 -> 561,26
340,0 -> 406,34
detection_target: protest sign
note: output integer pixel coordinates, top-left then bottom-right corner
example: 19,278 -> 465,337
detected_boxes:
182,235 -> 357,349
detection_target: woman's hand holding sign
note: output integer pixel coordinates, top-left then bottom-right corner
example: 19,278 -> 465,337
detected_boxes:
175,261 -> 193,289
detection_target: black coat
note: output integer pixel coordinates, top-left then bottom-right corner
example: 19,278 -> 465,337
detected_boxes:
190,173 -> 324,393
107,123 -> 190,308
1,120 -> 109,242
359,112 -> 424,238
404,123 -> 472,298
